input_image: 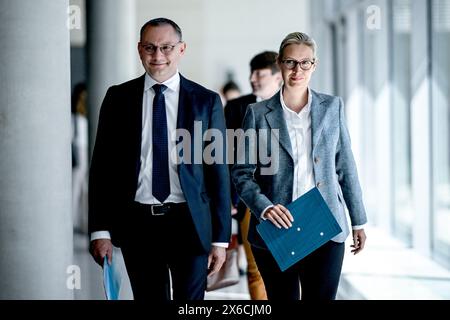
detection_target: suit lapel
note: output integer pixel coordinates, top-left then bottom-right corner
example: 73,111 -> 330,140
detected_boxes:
264,92 -> 294,160
311,89 -> 328,152
176,75 -> 195,176
176,75 -> 193,131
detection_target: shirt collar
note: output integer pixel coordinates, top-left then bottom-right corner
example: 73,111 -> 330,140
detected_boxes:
144,71 -> 180,93
280,87 -> 312,116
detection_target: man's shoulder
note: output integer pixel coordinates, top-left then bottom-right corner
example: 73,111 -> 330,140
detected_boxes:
225,94 -> 256,109
180,75 -> 219,98
108,75 -> 145,93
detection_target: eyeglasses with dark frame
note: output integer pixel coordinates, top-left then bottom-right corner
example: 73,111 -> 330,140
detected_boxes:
141,41 -> 183,55
281,59 -> 316,71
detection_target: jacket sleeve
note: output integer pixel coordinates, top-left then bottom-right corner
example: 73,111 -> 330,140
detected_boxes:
204,94 -> 232,243
88,86 -> 117,235
231,106 -> 273,219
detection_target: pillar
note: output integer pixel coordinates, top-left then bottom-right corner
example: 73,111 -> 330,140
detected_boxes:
0,0 -> 73,299
86,0 -> 138,150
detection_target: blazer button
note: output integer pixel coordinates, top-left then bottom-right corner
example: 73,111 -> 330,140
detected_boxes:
316,182 -> 321,188
314,157 -> 319,164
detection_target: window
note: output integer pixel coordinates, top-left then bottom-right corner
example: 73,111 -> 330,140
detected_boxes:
360,1 -> 385,227
391,0 -> 413,244
431,0 -> 450,265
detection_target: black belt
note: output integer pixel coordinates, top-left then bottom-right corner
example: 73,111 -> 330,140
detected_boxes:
133,201 -> 188,216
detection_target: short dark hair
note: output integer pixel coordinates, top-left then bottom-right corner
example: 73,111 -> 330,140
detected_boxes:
222,81 -> 240,95
250,51 -> 280,74
71,82 -> 86,114
140,18 -> 182,41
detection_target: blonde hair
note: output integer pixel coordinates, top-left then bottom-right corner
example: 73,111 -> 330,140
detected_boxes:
278,32 -> 317,61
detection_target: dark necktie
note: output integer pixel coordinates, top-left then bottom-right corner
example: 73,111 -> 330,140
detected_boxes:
152,84 -> 170,203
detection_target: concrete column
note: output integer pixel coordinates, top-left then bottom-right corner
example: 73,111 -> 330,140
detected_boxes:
86,0 -> 138,150
345,7 -> 365,179
0,0 -> 73,299
370,0 -> 393,233
411,0 -> 432,256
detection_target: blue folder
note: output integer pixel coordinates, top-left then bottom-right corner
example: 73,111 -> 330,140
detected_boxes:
103,256 -> 122,300
256,187 -> 342,272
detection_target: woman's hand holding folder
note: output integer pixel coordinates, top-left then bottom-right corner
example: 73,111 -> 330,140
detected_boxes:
263,204 -> 294,229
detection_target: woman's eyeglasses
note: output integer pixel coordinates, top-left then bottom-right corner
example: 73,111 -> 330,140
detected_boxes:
281,59 -> 316,71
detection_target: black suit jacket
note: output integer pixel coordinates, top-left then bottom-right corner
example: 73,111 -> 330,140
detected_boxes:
223,94 -> 257,221
224,94 -> 257,133
88,74 -> 231,253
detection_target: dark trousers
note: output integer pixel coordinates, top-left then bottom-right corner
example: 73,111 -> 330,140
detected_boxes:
252,241 -> 345,300
120,202 -> 208,301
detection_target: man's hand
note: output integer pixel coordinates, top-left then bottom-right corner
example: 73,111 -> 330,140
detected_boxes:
90,239 -> 113,266
263,204 -> 294,229
207,246 -> 226,276
351,229 -> 367,255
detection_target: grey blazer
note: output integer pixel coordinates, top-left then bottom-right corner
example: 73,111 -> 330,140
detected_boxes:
231,90 -> 367,249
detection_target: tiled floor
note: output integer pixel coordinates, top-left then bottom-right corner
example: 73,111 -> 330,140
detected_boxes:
73,232 -> 250,300
73,226 -> 450,300
338,226 -> 450,300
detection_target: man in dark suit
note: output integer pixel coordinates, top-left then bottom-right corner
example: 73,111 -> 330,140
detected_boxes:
224,51 -> 282,299
89,18 -> 231,301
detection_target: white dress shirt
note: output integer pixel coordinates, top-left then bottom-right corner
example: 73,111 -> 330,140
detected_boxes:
260,88 -> 315,217
91,72 -> 228,246
280,88 -> 316,201
134,72 -> 185,204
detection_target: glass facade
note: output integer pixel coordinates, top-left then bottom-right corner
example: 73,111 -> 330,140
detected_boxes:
391,0 -> 413,244
432,0 -> 450,264
314,0 -> 450,269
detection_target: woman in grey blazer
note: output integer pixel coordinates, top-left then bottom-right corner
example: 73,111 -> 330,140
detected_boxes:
231,32 -> 367,300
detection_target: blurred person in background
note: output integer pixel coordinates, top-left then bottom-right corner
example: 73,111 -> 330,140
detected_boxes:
71,82 -> 89,234
221,80 -> 241,103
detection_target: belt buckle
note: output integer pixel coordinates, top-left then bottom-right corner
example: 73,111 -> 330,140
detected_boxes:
151,204 -> 165,216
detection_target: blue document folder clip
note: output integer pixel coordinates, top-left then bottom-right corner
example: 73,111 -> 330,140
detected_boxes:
103,256 -> 122,300
256,187 -> 342,272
